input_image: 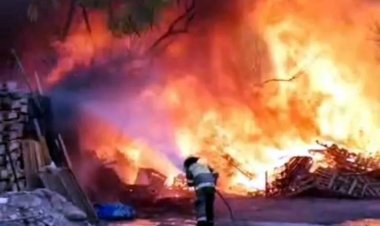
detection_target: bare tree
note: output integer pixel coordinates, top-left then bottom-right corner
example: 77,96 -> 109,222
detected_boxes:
148,0 -> 195,52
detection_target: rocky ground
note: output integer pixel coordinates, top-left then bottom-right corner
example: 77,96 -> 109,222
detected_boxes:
0,189 -> 89,226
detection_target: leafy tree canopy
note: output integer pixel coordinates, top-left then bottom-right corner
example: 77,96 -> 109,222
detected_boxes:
28,0 -> 174,37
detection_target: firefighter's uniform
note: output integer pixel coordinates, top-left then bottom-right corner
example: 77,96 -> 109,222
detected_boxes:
184,157 -> 218,226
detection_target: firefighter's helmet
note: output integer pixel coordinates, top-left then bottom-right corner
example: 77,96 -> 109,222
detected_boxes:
183,156 -> 199,169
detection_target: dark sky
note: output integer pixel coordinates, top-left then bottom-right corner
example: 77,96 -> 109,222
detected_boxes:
0,0 -> 29,69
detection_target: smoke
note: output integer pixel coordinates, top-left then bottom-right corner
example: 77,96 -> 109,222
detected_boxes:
15,0 -> 274,193
46,0 -> 255,168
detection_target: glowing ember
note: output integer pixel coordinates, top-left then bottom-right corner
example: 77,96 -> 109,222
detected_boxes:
45,0 -> 380,195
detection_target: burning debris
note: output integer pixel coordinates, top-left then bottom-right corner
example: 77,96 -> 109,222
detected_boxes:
266,142 -> 380,198
122,168 -> 192,204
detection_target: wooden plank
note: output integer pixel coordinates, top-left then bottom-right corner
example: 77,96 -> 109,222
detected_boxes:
34,72 -> 44,95
21,140 -> 45,189
348,179 -> 358,195
33,119 -> 52,166
8,140 -> 21,152
39,168 -> 98,223
0,131 -> 22,143
57,168 -> 98,223
327,172 -> 337,189
0,82 -> 18,92
58,134 -> 72,169
0,123 -> 24,133
0,141 -> 23,192
1,98 -> 28,111
39,170 -> 65,195
0,92 -> 28,99
0,111 -> 18,121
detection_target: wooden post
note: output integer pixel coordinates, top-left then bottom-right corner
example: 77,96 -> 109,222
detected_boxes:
58,133 -> 72,170
11,49 -> 43,113
33,119 -> 52,165
34,71 -> 43,95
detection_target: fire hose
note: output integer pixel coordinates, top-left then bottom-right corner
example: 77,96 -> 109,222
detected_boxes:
215,189 -> 237,226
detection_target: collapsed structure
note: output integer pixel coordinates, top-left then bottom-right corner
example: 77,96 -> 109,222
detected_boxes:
266,142 -> 380,198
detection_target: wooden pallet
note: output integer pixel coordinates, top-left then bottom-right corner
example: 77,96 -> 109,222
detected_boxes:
266,157 -> 313,197
314,167 -> 380,198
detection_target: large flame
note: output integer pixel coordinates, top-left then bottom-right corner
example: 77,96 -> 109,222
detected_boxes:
46,0 -> 380,194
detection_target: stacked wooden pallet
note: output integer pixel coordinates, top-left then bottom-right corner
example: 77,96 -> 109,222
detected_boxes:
314,167 -> 380,198
0,82 -> 29,192
266,156 -> 314,197
266,143 -> 380,198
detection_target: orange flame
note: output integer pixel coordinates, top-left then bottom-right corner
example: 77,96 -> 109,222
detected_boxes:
47,0 -> 380,194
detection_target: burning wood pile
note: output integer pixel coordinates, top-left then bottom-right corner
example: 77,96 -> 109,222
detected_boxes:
122,168 -> 192,204
266,142 -> 380,198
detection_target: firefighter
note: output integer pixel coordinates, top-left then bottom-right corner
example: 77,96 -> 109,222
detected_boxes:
184,156 -> 219,226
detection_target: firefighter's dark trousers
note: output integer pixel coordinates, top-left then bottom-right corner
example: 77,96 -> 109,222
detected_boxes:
195,187 -> 215,226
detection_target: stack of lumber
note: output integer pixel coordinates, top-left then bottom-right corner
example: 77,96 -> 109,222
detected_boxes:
0,82 -> 53,192
266,143 -> 380,198
0,82 -> 29,192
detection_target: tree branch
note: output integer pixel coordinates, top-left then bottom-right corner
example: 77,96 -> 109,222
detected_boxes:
256,72 -> 303,87
254,56 -> 318,87
61,0 -> 77,41
148,0 -> 195,52
262,74 -> 301,85
61,0 -> 92,41
80,3 -> 92,35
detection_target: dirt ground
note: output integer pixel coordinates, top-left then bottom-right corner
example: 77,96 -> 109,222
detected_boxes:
108,197 -> 380,225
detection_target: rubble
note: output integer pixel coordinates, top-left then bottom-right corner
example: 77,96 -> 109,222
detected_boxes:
266,143 -> 380,198
0,188 -> 90,226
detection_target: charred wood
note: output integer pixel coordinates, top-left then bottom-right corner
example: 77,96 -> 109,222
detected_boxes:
267,143 -> 380,198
